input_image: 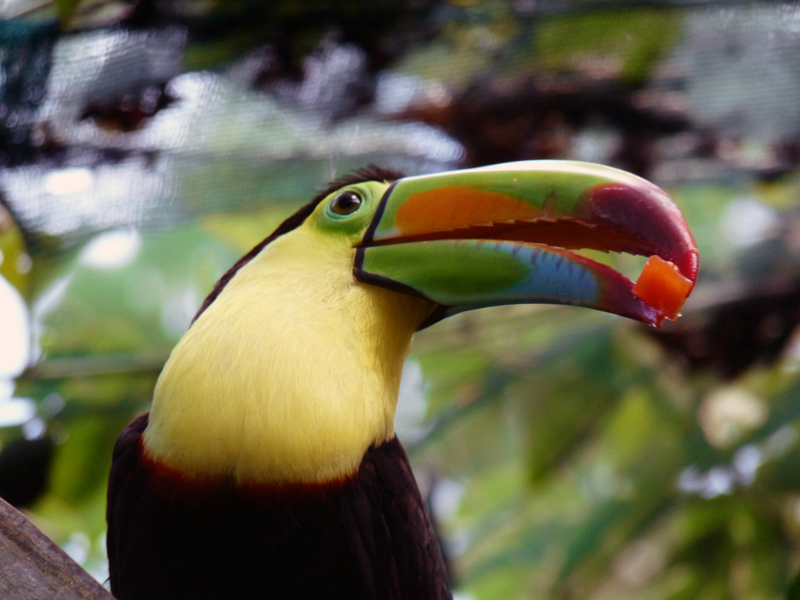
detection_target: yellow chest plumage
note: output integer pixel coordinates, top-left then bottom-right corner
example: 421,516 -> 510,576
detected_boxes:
142,225 -> 434,485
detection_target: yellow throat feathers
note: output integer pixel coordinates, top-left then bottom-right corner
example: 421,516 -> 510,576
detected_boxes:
142,223 -> 435,485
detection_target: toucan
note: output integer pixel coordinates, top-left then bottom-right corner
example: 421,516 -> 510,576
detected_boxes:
106,161 -> 698,600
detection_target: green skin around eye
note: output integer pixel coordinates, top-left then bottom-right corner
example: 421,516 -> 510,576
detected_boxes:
313,182 -> 389,240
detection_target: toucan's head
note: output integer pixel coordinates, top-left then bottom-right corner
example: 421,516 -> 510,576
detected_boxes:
146,161 -> 698,485
199,161 -> 698,329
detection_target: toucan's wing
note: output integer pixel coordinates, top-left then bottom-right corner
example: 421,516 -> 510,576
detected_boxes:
351,437 -> 452,599
106,413 -> 149,597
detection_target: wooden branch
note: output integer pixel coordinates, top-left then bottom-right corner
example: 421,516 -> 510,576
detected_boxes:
0,496 -> 114,599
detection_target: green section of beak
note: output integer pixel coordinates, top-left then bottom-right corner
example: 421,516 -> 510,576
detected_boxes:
359,240 -> 529,303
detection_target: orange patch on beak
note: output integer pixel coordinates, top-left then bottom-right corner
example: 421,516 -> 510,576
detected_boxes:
395,186 -> 542,236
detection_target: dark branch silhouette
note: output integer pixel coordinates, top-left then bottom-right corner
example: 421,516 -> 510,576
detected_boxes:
0,496 -> 114,599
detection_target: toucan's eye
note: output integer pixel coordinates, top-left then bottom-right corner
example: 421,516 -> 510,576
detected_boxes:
329,191 -> 363,216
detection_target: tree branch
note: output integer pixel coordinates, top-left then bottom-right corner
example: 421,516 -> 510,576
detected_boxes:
0,496 -> 114,599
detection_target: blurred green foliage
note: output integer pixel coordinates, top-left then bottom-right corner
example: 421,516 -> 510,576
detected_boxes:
535,9 -> 683,83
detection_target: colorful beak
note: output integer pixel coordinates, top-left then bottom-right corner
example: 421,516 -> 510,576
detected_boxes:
354,161 -> 698,328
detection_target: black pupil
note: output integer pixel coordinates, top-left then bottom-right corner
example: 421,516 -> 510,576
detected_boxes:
332,192 -> 362,215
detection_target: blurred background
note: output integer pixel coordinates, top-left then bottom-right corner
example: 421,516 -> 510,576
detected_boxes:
2,1 -> 800,598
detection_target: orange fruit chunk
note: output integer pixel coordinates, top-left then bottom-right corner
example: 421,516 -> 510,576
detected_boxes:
633,255 -> 693,322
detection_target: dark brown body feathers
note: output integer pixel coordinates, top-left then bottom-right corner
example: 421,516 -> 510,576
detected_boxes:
107,414 -> 451,599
